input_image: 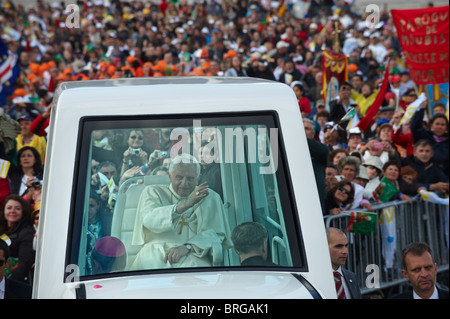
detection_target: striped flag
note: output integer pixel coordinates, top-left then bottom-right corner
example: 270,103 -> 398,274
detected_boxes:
0,159 -> 11,178
106,177 -> 116,205
379,206 -> 396,270
0,39 -> 20,106
0,234 -> 11,246
396,93 -> 427,129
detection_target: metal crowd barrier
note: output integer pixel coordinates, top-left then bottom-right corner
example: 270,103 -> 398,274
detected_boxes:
324,196 -> 449,295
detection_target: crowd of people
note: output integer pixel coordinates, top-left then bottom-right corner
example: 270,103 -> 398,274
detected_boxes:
0,0 -> 449,299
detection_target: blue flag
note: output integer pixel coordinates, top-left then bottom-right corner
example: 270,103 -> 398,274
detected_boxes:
0,39 -> 21,107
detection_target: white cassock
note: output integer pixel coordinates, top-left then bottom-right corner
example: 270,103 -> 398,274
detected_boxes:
129,184 -> 232,270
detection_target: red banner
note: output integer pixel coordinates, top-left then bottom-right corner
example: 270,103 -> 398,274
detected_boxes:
322,49 -> 348,106
391,6 -> 449,84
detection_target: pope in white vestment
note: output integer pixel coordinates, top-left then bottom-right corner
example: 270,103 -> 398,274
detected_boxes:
129,155 -> 232,270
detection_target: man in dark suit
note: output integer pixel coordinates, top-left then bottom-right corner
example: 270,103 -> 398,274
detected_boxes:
326,227 -> 362,299
231,222 -> 276,267
303,118 -> 329,215
0,238 -> 32,299
391,242 -> 449,299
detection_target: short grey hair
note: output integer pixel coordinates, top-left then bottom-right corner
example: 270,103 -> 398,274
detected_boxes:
337,155 -> 360,175
169,153 -> 201,176
303,118 -> 315,133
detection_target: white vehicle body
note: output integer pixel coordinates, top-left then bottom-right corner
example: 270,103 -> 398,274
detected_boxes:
33,77 -> 336,299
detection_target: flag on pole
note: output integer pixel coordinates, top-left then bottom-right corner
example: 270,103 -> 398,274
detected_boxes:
0,39 -> 20,106
356,61 -> 391,133
322,49 -> 348,110
379,206 -> 397,270
338,108 -> 360,131
395,93 -> 427,130
419,189 -> 449,206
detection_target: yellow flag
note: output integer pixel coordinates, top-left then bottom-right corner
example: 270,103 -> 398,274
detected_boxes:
0,159 -> 11,179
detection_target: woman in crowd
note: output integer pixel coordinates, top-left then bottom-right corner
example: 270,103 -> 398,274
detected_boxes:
224,56 -> 248,77
380,160 -> 425,203
292,82 -> 311,118
352,82 -> 378,116
410,102 -> 449,177
8,146 -> 44,200
0,194 -> 36,283
329,149 -> 349,167
362,156 -> 383,201
400,165 -> 419,185
323,123 -> 347,150
120,129 -> 150,177
324,181 -> 355,215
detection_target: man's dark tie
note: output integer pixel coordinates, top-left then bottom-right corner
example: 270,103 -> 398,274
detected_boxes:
334,271 -> 347,299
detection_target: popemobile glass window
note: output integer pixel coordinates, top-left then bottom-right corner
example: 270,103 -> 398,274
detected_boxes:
67,113 -> 307,279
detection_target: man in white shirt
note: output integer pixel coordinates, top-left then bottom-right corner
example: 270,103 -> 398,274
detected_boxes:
391,242 -> 449,299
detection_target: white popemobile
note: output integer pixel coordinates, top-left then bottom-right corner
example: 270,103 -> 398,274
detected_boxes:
33,77 -> 336,299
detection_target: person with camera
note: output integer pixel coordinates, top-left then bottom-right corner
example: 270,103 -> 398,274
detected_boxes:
119,149 -> 169,185
120,130 -> 150,177
7,147 -> 44,207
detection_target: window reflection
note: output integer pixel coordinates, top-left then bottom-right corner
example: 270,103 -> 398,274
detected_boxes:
78,120 -> 297,277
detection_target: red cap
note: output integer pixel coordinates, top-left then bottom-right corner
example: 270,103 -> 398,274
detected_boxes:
94,236 -> 126,258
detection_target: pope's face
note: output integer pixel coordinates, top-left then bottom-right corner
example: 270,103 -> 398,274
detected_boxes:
169,164 -> 199,197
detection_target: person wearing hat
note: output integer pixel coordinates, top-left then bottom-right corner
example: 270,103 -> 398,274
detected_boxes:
246,58 -> 275,81
354,165 -> 369,189
15,115 -> 47,164
275,41 -> 290,60
90,236 -> 127,275
278,57 -> 302,86
323,122 -> 347,151
399,69 -> 414,97
361,124 -> 399,165
347,127 -> 364,153
362,156 -> 383,201
389,74 -> 401,108
399,88 -> 417,111
328,81 -> 356,129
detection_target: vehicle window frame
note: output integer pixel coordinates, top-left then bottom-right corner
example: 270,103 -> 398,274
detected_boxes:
65,111 -> 308,281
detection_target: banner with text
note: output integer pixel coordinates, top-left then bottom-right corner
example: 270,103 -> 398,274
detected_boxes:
391,6 -> 449,84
